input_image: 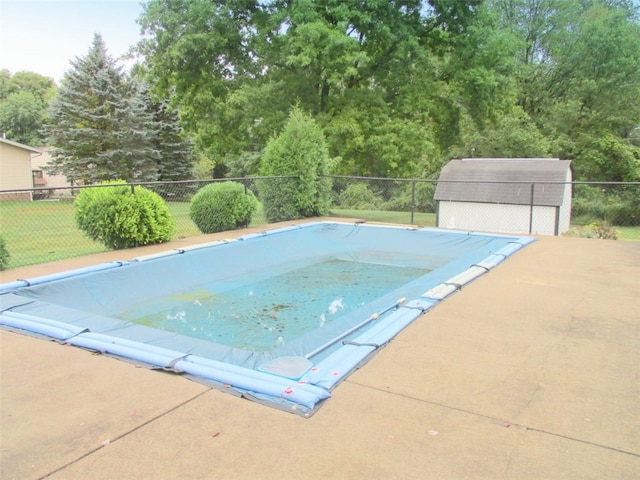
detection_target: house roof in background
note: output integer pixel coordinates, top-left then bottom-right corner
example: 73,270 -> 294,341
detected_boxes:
434,158 -> 572,207
0,137 -> 42,154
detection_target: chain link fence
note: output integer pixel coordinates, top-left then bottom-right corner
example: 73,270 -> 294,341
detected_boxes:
1,176 -> 638,270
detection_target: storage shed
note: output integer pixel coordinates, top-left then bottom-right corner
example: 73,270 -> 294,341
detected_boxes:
434,158 -> 572,236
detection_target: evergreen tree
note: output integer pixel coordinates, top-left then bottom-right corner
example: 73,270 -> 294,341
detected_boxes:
121,79 -> 161,182
126,76 -> 194,181
259,106 -> 331,222
46,34 -> 161,184
141,87 -> 194,181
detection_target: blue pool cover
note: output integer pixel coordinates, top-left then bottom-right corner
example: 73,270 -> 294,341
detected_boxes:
0,222 -> 534,416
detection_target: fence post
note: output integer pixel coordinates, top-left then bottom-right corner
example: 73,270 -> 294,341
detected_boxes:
529,183 -> 534,234
410,180 -> 416,225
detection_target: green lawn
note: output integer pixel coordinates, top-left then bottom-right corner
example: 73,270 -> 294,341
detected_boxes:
165,202 -> 203,238
331,209 -> 640,240
613,226 -> 640,242
0,200 -> 109,268
0,200 -> 269,269
0,200 -> 637,270
329,208 -> 436,226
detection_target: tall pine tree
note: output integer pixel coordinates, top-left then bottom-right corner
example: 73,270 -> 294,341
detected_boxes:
154,98 -> 194,181
46,34 -> 163,184
132,79 -> 193,181
121,78 -> 161,181
48,34 -> 126,183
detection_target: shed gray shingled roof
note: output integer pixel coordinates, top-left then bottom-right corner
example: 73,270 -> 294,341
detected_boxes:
434,158 -> 572,206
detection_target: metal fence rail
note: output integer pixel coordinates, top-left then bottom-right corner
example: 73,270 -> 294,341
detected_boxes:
1,176 -> 638,270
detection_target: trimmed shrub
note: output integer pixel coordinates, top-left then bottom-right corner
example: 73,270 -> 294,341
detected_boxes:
259,106 -> 331,222
0,235 -> 9,270
74,181 -> 176,249
189,181 -> 258,233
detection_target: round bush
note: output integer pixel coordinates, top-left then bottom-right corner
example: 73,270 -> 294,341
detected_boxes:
0,235 -> 9,271
74,181 -> 176,250
189,181 -> 258,233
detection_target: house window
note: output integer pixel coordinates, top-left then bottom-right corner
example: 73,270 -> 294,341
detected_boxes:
32,170 -> 47,187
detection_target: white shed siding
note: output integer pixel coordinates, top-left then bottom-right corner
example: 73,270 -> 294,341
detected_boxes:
557,169 -> 573,234
438,202 -> 561,235
531,206 -> 559,235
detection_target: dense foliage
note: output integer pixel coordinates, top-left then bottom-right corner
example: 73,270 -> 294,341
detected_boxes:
1,0 -> 638,198
45,34 -> 193,185
0,70 -> 55,145
189,181 -> 258,233
338,183 -> 383,211
0,235 -> 9,270
138,0 -> 640,183
74,181 -> 175,249
258,107 -> 332,222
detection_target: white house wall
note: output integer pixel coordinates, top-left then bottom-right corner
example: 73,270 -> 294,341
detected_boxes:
438,202 -> 560,235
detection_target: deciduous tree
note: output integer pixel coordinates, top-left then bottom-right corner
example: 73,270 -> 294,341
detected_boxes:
138,0 -> 482,176
0,70 -> 55,145
0,91 -> 46,145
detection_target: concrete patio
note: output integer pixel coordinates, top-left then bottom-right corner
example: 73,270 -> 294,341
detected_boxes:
1,221 -> 638,479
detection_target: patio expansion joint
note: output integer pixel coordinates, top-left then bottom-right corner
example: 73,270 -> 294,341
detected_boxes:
345,379 -> 640,459
36,388 -> 212,480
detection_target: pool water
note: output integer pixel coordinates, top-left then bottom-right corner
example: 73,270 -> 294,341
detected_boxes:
121,259 -> 429,350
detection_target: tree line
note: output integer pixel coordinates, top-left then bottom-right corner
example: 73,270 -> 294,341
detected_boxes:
138,0 -> 640,182
0,0 -> 638,186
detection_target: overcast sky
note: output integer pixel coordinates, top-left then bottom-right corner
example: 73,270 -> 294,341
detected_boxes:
0,0 -> 145,83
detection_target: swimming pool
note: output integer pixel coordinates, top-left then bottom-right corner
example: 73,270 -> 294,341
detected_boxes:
0,222 -> 534,416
